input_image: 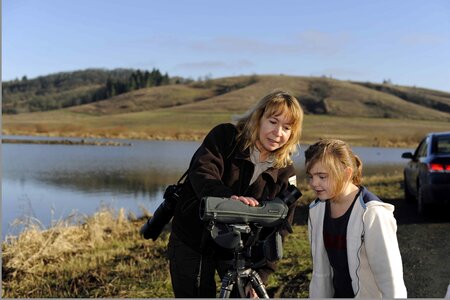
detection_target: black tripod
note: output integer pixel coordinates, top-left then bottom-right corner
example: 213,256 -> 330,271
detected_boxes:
217,224 -> 269,298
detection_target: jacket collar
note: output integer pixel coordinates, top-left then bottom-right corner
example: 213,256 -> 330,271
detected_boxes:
358,186 -> 382,208
234,145 -> 279,183
309,186 -> 382,209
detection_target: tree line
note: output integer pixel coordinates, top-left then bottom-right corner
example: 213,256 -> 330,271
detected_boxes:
2,68 -> 176,114
99,69 -> 170,99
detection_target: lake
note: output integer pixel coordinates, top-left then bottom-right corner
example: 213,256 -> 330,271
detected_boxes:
1,136 -> 412,238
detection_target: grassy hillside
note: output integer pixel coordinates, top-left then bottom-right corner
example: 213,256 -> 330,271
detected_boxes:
3,74 -> 450,147
2,69 -> 134,113
66,75 -> 450,119
2,68 -> 176,114
169,76 -> 450,121
69,85 -> 219,115
353,81 -> 450,114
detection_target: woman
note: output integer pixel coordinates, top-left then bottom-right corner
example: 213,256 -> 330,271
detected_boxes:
306,139 -> 407,298
168,90 -> 304,298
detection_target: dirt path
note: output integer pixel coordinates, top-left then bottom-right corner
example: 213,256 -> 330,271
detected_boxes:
386,199 -> 450,298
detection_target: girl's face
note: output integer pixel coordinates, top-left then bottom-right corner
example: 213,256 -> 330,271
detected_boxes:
257,110 -> 292,156
307,161 -> 335,200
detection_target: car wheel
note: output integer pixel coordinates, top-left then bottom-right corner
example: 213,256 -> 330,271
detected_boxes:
403,177 -> 414,203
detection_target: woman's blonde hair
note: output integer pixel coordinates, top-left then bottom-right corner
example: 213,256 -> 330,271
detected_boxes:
235,89 -> 303,168
305,139 -> 363,197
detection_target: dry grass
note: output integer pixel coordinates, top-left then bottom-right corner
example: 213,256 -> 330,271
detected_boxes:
1,205 -> 311,298
3,110 -> 449,147
70,84 -> 217,115
1,207 -> 175,298
300,115 -> 449,147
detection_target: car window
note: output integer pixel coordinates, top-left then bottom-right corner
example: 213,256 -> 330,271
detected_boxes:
416,138 -> 428,158
435,135 -> 450,154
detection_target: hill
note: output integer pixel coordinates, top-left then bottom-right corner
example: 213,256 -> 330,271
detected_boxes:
2,68 -> 177,114
3,71 -> 450,120
3,73 -> 450,147
55,74 -> 450,119
51,74 -> 450,121
2,69 -> 132,113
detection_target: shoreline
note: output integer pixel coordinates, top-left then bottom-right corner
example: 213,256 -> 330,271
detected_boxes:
2,138 -> 133,147
1,132 -> 419,148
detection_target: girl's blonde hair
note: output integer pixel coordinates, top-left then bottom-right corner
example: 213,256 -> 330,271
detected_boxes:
235,89 -> 304,168
305,139 -> 363,196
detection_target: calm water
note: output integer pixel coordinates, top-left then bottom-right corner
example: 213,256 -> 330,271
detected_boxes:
1,136 -> 413,238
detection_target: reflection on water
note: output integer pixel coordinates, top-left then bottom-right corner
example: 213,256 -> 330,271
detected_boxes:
2,137 -> 413,238
2,138 -> 198,238
39,169 -> 180,198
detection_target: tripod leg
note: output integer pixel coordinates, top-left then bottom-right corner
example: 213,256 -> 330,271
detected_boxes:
236,276 -> 247,298
249,270 -> 269,298
219,271 -> 235,298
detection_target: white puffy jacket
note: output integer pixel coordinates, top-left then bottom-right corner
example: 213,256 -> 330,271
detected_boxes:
308,186 -> 407,298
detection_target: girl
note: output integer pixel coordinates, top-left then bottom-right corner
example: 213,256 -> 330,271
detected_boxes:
306,139 -> 407,298
168,90 -> 304,298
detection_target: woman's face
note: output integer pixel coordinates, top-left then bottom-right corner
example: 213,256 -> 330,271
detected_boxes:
306,161 -> 334,200
257,109 -> 292,156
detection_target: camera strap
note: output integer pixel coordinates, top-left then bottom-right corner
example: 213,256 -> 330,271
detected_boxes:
176,169 -> 189,185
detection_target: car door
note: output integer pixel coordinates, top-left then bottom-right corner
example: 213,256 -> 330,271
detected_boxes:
409,137 -> 429,194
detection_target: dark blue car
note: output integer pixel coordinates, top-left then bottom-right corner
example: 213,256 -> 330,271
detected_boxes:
401,131 -> 450,214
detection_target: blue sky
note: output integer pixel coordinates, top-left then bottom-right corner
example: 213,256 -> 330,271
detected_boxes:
3,0 -> 450,92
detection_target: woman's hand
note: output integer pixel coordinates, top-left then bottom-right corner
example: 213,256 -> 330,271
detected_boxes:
230,195 -> 259,207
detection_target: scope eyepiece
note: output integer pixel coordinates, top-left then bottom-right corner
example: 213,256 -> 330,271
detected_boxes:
278,184 -> 302,207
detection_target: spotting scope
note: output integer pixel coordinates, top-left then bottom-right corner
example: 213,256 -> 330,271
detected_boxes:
200,185 -> 301,227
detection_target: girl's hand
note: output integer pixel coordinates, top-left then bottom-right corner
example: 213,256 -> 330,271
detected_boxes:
230,195 -> 259,207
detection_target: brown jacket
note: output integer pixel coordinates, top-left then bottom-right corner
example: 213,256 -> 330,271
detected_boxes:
171,123 -> 297,281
